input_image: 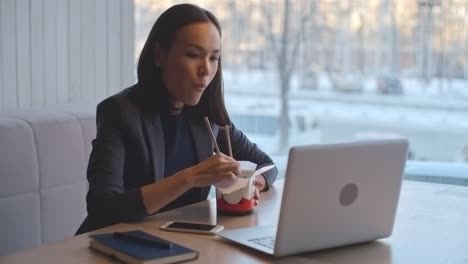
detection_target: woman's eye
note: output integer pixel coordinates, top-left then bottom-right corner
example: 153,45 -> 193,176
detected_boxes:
186,52 -> 199,58
210,57 -> 219,62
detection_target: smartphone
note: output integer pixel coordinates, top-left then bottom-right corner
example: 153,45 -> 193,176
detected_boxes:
160,221 -> 224,235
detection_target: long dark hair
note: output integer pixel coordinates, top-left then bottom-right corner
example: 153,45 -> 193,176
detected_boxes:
137,3 -> 230,126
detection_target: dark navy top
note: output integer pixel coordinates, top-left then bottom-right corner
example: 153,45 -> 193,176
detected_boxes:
160,111 -> 210,212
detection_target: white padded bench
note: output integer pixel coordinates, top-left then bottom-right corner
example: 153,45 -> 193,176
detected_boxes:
0,104 -> 96,255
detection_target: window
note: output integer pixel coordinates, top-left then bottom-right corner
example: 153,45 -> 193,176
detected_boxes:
135,0 -> 468,183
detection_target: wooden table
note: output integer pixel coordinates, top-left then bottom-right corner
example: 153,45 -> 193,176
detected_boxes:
2,179 -> 467,263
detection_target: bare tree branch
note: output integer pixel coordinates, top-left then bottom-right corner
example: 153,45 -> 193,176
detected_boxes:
279,0 -> 291,73
259,3 -> 279,62
286,32 -> 301,80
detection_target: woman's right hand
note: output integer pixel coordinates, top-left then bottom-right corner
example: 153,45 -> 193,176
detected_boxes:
181,153 -> 240,188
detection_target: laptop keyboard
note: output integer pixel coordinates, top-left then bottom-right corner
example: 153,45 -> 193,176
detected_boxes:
248,236 -> 276,249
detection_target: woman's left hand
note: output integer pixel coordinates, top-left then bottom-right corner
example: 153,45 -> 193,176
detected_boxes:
253,175 -> 267,206
254,175 -> 266,191
253,188 -> 260,206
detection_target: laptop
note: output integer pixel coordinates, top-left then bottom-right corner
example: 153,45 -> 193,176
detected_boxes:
218,139 -> 408,257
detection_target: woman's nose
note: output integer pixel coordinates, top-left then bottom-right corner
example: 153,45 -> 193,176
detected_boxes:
198,58 -> 210,76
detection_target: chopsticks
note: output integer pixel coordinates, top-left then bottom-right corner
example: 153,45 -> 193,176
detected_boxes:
203,117 -> 221,153
203,117 -> 232,157
224,125 -> 233,157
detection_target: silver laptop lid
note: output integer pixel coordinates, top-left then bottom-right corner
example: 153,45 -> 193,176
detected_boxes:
274,139 -> 408,256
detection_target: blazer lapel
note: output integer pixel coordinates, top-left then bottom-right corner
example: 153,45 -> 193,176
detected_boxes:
142,109 -> 165,182
188,116 -> 219,162
141,105 -> 220,181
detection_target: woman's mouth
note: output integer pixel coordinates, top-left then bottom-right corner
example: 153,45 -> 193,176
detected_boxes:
194,83 -> 207,90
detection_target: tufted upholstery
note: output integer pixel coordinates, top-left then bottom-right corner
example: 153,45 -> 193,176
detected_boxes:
0,104 -> 96,256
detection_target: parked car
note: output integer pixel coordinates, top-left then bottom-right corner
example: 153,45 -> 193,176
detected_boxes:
300,70 -> 319,90
376,74 -> 403,95
293,113 -> 319,131
329,73 -> 364,94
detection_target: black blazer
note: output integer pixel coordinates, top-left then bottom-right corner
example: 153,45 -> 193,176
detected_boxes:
76,84 -> 277,234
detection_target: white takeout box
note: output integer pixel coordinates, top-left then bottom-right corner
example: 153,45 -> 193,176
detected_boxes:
215,161 -> 275,194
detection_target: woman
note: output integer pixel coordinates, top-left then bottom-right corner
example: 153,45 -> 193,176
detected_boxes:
76,4 -> 277,234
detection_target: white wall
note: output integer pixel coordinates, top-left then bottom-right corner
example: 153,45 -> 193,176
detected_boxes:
0,0 -> 135,110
